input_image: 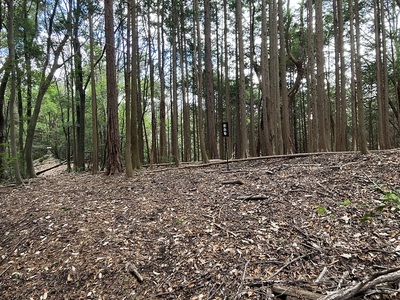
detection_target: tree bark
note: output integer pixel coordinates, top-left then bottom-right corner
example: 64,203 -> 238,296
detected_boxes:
130,0 -> 141,169
171,0 -> 180,166
204,0 -> 217,159
7,0 -> 23,185
355,0 -> 368,154
315,0 -> 328,151
194,0 -> 208,163
105,0 -> 122,175
237,0 -> 247,158
89,1 -> 99,174
124,2 -> 133,177
0,61 -> 10,179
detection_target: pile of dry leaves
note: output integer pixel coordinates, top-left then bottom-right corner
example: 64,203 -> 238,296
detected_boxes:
1,150 -> 399,299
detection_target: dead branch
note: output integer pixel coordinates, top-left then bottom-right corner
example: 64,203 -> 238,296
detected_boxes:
272,284 -> 321,300
221,180 -> 245,185
266,252 -> 316,281
36,160 -> 67,175
319,267 -> 400,300
236,194 -> 269,201
213,223 -> 238,237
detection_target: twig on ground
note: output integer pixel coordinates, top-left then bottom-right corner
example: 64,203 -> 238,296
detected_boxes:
126,263 -> 144,283
235,260 -> 250,299
213,223 -> 238,237
266,252 -> 316,281
221,180 -> 245,185
319,267 -> 400,300
315,266 -> 328,283
236,194 -> 269,201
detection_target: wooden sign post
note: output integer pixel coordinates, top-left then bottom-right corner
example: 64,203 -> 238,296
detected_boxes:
222,122 -> 229,170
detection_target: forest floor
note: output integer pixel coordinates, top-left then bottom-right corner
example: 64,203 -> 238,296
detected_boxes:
0,150 -> 400,300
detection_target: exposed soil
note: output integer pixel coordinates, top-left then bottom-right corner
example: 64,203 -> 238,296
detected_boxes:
1,150 -> 400,299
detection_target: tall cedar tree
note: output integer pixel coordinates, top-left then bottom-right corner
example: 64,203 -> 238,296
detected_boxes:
204,0 -> 217,158
237,0 -> 247,158
105,0 -> 122,174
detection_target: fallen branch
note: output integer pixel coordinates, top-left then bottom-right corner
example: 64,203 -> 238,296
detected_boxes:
272,284 -> 321,300
36,160 -> 67,175
319,267 -> 400,300
236,194 -> 269,201
222,180 -> 245,185
266,252 -> 316,281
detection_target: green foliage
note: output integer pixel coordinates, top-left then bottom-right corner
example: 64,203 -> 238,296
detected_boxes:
340,199 -> 351,206
360,183 -> 400,222
376,190 -> 400,212
315,205 -> 328,215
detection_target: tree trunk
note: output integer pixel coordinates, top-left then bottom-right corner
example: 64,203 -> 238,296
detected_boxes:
148,4 -> 157,165
270,0 -> 282,154
25,0 -> 70,178
0,64 -> 9,179
7,0 -> 23,185
223,0 -> 232,160
124,2 -> 133,177
307,0 -> 317,152
315,0 -> 328,151
260,0 -> 272,155
130,0 -> 141,169
278,0 -> 292,154
248,2 -> 256,157
194,0 -> 208,163
171,0 -> 179,166
89,1 -> 99,174
157,0 -> 167,163
204,0 -> 217,159
237,0 -> 247,158
73,0 -> 85,171
105,0 -> 122,175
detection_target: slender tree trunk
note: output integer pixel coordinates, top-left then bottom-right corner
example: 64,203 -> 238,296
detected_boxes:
260,0 -> 272,155
179,0 -> 190,162
25,0 -> 70,178
194,0 -> 208,163
249,2 -> 256,157
73,0 -> 85,171
157,0 -> 167,163
125,2 -> 133,176
380,0 -> 390,148
270,0 -> 282,154
89,2 -> 99,174
278,0 -> 292,154
171,0 -> 179,166
131,0 -> 141,169
0,64 -> 9,179
105,0 -> 122,174
307,0 -> 317,152
349,0 -> 357,151
355,0 -> 368,154
148,5 -> 157,165
374,0 -> 388,149
315,0 -> 328,151
7,0 -> 23,185
237,0 -> 247,158
223,0 -> 232,160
